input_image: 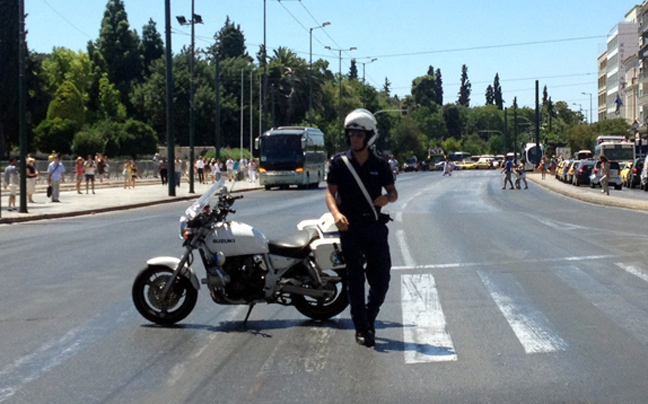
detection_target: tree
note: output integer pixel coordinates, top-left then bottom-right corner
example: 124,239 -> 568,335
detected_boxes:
34,118 -> 80,155
95,0 -> 143,106
97,73 -> 127,122
443,104 -> 464,139
141,18 -> 164,76
47,80 -> 85,125
120,119 -> 158,158
72,128 -> 106,157
383,77 -> 391,97
485,85 -> 494,105
211,16 -> 250,60
458,64 -> 471,107
411,75 -> 437,110
434,68 -> 443,105
493,73 -> 503,110
41,47 -> 92,103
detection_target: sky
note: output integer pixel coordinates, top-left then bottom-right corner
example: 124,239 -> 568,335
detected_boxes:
24,0 -> 642,122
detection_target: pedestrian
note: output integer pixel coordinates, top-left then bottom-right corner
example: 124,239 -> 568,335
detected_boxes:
123,160 -> 132,189
226,158 -> 235,182
130,160 -> 139,188
518,159 -> 528,189
210,159 -> 221,183
239,156 -> 249,181
26,157 -> 39,203
3,158 -> 19,211
47,153 -> 65,202
74,156 -> 85,194
538,157 -> 547,180
96,153 -> 106,183
174,157 -> 182,187
196,156 -> 205,184
84,154 -> 97,194
443,159 -> 453,176
600,155 -> 611,195
325,109 -> 398,348
159,157 -> 168,185
248,158 -> 257,182
500,155 -> 515,190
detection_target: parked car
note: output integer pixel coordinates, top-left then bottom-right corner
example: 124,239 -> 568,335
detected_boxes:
572,160 -> 594,186
590,160 -> 622,190
560,160 -> 574,182
555,160 -> 567,180
627,158 -> 644,188
566,160 -> 580,184
641,158 -> 648,191
474,157 -> 495,169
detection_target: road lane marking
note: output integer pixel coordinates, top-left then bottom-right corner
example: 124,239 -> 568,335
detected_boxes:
0,304 -> 131,403
615,262 -> 648,284
553,265 -> 648,346
395,229 -> 416,268
401,273 -> 457,363
478,271 -> 567,354
391,254 -> 616,271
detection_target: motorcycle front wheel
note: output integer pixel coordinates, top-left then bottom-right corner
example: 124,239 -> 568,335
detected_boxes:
292,270 -> 348,320
132,266 -> 198,326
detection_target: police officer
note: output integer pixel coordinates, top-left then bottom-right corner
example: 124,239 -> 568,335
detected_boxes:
325,109 -> 398,348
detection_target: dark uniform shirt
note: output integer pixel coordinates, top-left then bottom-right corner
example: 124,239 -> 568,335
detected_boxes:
327,150 -> 394,225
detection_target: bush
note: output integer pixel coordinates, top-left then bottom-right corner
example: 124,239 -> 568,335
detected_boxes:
204,148 -> 252,161
34,117 -> 81,155
72,129 -> 106,157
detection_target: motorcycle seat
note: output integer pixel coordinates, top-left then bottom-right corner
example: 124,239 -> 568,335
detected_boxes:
269,227 -> 319,258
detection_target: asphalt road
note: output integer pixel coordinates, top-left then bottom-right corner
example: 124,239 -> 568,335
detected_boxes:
2,170 -> 648,403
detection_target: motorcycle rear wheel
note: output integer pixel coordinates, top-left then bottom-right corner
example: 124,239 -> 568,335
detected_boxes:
292,271 -> 348,320
132,266 -> 198,325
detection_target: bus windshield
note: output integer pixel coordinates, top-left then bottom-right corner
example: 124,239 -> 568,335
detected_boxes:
259,135 -> 304,168
595,143 -> 634,162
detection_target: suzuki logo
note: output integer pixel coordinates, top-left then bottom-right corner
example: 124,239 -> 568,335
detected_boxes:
212,238 -> 235,243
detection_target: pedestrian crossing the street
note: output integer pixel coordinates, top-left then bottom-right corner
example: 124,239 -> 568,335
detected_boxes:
396,259 -> 648,365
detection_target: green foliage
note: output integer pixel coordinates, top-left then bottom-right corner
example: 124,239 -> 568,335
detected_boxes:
204,148 -> 252,161
34,117 -> 81,155
141,18 -> 164,75
443,104 -> 464,139
97,73 -> 127,121
458,64 -> 471,107
120,119 -> 158,158
47,80 -> 85,125
411,75 -> 438,109
210,16 -> 250,60
72,129 -> 106,157
41,47 -> 92,103
441,137 -> 463,154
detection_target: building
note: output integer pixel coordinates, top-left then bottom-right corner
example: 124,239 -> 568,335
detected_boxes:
598,51 -> 608,122
604,7 -> 639,120
638,0 -> 648,128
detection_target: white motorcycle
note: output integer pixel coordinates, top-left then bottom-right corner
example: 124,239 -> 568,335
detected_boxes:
132,180 -> 348,325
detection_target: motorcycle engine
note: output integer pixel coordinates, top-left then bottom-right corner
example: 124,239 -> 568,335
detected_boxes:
208,255 -> 266,302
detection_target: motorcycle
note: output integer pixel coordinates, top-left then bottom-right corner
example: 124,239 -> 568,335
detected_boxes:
132,180 -> 348,326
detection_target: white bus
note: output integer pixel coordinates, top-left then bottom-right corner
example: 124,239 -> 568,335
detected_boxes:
255,127 -> 327,190
593,141 -> 635,162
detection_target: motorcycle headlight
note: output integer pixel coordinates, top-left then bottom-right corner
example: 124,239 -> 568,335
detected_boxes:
179,217 -> 188,239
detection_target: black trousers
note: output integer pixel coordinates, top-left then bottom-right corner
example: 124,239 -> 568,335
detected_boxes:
340,221 -> 392,333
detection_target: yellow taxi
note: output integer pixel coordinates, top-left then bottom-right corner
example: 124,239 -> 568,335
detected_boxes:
620,160 -> 633,187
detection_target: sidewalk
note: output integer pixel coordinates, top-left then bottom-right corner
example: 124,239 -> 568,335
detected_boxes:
0,177 -> 262,224
526,172 -> 648,212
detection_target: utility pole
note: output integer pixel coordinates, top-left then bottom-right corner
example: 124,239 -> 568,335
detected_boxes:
164,0 -> 176,196
18,0 -> 27,213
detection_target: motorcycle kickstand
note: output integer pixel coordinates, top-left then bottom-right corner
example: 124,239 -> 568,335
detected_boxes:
243,304 -> 255,325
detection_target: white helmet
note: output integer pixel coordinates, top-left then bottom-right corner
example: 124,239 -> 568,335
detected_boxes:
344,108 -> 378,148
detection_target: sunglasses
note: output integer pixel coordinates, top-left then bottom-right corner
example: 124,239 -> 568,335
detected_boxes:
347,130 -> 367,139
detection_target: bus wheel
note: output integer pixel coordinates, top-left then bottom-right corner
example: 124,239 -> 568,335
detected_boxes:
264,185 -> 272,190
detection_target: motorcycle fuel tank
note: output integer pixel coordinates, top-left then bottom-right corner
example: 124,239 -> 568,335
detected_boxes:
206,221 -> 269,257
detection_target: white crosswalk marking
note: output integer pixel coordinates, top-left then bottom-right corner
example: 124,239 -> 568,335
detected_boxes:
553,265 -> 648,346
401,273 -> 457,363
615,262 -> 648,284
478,271 -> 568,354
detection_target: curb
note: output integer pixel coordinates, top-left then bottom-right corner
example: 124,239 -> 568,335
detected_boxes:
0,185 -> 262,224
526,174 -> 648,212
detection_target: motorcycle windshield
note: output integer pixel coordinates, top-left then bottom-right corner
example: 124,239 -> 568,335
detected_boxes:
183,179 -> 226,220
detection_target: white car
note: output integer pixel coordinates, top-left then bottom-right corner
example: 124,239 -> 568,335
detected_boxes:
589,160 -> 622,190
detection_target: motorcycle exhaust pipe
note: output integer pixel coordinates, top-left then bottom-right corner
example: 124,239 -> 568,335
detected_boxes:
281,284 -> 333,299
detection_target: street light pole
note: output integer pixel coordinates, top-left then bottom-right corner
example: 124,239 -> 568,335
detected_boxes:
572,103 -> 583,122
177,3 -> 203,194
360,58 -> 377,83
581,91 -> 593,123
309,22 -> 330,125
325,46 -> 356,150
